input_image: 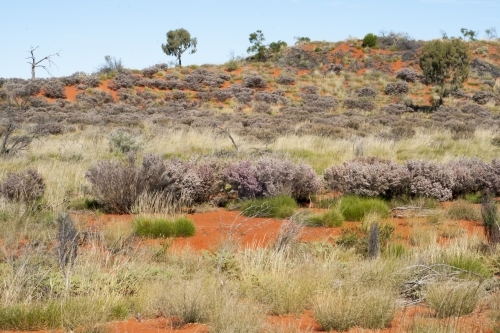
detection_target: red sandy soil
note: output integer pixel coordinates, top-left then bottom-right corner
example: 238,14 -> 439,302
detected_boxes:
73,209 -> 340,252
13,305 -> 488,333
9,206 -> 492,333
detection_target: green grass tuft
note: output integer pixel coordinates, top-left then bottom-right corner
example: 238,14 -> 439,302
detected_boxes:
303,209 -> 344,227
339,195 -> 390,221
240,195 -> 298,219
133,216 -> 195,238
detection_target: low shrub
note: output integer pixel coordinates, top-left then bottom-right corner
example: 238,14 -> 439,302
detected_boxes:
339,195 -> 390,221
276,74 -> 295,85
109,73 -> 139,90
381,103 -> 413,115
362,33 -> 378,47
0,169 -> 45,202
108,129 -> 141,154
43,80 -> 66,99
384,81 -> 409,95
396,68 -> 420,82
85,160 -> 140,213
343,97 -> 376,111
425,281 -> 483,318
472,91 -> 496,105
302,94 -> 338,112
242,74 -> 267,88
240,195 -> 298,219
357,86 -> 377,98
133,216 -> 195,238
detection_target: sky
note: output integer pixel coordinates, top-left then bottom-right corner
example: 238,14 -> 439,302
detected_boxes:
1,0 -> 499,79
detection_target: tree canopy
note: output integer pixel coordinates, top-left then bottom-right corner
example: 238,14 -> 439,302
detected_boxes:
419,38 -> 471,106
161,28 -> 197,67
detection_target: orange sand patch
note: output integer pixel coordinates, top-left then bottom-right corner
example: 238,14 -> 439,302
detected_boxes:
64,85 -> 78,101
100,79 -> 119,100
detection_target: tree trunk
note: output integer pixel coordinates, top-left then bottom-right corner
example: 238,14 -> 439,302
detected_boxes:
178,55 -> 182,67
31,63 -> 35,79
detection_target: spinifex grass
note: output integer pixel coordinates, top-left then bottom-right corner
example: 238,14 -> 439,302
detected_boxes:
240,195 -> 298,219
339,195 -> 390,221
132,216 -> 195,238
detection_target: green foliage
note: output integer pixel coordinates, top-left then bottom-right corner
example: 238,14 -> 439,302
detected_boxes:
0,302 -> 61,330
240,195 -> 298,219
108,129 -> 141,154
268,40 -> 287,53
247,30 -> 267,61
0,298 -> 127,331
294,36 -> 311,45
133,216 -> 195,238
339,195 -> 390,221
464,192 -> 482,204
441,253 -> 492,278
460,28 -> 478,41
419,38 -> 471,105
362,33 -> 378,47
161,28 -> 197,66
383,243 -> 409,259
67,197 -> 103,211
303,208 -> 344,227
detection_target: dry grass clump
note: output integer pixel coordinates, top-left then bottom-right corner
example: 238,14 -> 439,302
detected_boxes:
446,200 -> 481,221
153,277 -> 213,327
424,280 -> 484,318
313,284 -> 397,331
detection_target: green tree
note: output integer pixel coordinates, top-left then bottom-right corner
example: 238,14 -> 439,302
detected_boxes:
161,28 -> 197,67
362,33 -> 377,47
460,28 -> 478,41
269,40 -> 287,53
419,38 -> 471,106
247,30 -> 267,61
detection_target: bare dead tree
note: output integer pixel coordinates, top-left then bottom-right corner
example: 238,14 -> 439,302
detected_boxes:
26,46 -> 60,79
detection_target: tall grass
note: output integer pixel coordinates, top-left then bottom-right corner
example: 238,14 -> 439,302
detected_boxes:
446,200 -> 481,221
424,281 -> 484,318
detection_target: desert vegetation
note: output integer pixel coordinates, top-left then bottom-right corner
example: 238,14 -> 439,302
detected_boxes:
2,32 -> 500,332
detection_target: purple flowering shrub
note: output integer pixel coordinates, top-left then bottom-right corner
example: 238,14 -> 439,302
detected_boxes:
406,160 -> 454,201
323,157 -> 409,198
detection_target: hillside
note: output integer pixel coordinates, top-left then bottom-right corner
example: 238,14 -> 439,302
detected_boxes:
2,38 -> 500,140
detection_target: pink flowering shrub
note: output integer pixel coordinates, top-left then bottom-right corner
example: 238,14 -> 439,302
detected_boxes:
323,157 -> 409,198
406,160 -> 454,201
